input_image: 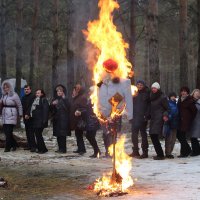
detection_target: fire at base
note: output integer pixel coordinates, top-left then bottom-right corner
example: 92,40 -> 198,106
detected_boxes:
94,135 -> 134,196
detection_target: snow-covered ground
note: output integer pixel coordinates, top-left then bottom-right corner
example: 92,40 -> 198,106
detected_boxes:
0,125 -> 200,200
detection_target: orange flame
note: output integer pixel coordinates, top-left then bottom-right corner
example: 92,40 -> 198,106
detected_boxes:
83,0 -> 132,121
84,0 -> 135,195
131,85 -> 138,96
109,93 -> 126,119
94,135 -> 134,196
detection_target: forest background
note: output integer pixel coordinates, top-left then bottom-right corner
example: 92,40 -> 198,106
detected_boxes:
0,0 -> 199,97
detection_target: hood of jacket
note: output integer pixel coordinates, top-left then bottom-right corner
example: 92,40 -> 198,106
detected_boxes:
1,80 -> 15,97
53,84 -> 67,98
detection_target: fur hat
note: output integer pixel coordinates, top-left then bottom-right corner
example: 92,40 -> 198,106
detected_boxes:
103,59 -> 118,73
151,82 -> 160,90
1,80 -> 15,96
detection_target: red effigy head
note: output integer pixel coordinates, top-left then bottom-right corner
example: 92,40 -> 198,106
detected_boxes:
103,59 -> 118,73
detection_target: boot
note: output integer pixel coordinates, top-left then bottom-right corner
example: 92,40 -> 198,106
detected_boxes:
153,156 -> 165,160
140,152 -> 148,159
129,151 -> 140,159
89,151 -> 101,158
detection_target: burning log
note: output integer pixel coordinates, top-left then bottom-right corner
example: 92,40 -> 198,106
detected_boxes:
111,169 -> 122,184
97,189 -> 128,197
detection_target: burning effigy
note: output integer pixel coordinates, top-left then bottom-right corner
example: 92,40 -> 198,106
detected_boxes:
83,0 -> 136,197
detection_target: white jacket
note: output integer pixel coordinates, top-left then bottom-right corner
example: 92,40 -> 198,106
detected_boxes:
0,80 -> 23,125
97,78 -> 133,120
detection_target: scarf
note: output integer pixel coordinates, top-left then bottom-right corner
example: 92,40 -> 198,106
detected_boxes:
150,90 -> 162,101
30,97 -> 40,117
181,95 -> 188,102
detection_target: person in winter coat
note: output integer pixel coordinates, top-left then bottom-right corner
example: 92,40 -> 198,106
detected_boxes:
149,82 -> 169,160
163,92 -> 179,159
30,89 -> 49,154
84,86 -> 101,158
50,85 -> 71,153
70,84 -> 87,155
188,89 -> 200,156
129,79 -> 150,159
0,80 -> 23,152
21,85 -> 36,152
177,87 -> 197,157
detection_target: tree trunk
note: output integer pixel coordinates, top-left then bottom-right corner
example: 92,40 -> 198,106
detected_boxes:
66,4 -> 74,99
129,0 -> 136,84
197,0 -> 200,88
29,0 -> 39,89
15,0 -> 23,95
52,0 -> 59,91
147,0 -> 160,84
144,1 -> 150,86
0,0 -> 7,82
67,48 -> 74,98
179,0 -> 188,87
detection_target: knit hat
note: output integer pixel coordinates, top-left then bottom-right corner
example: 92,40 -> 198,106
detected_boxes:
136,79 -> 145,86
168,92 -> 177,99
151,82 -> 160,90
103,59 -> 118,73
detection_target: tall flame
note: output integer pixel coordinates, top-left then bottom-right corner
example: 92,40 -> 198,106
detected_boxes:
94,135 -> 134,196
84,0 -> 134,196
83,0 -> 132,120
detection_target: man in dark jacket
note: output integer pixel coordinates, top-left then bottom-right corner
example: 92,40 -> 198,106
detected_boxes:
130,80 -> 150,159
177,87 -> 197,157
21,85 -> 36,152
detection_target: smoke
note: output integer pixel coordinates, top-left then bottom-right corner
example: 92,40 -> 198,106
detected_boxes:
82,41 -> 100,71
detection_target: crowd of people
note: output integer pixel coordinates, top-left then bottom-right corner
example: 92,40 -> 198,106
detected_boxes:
0,79 -> 200,160
130,81 -> 200,160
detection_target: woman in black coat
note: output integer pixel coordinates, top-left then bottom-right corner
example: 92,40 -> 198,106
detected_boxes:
177,87 -> 197,157
84,87 -> 100,158
149,82 -> 169,160
30,89 -> 49,154
50,85 -> 71,153
70,84 -> 87,155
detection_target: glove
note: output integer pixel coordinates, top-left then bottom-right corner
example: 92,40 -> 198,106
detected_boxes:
20,119 -> 25,129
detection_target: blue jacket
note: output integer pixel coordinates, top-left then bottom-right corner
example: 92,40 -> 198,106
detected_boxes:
168,100 -> 179,129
